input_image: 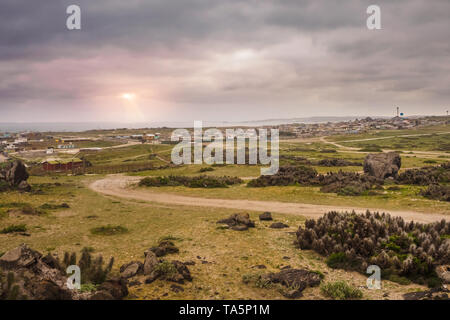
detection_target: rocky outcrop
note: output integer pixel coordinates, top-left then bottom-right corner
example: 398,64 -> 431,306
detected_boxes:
363,152 -> 401,179
0,160 -> 31,192
217,213 -> 255,231
0,244 -> 128,300
263,268 -> 322,298
403,286 -> 449,300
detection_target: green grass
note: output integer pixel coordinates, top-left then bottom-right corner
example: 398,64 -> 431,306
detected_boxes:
320,281 -> 363,300
90,225 -> 129,236
0,224 -> 27,234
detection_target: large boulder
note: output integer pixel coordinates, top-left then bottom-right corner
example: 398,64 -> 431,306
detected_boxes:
143,250 -> 159,275
4,160 -> 29,187
363,152 -> 401,179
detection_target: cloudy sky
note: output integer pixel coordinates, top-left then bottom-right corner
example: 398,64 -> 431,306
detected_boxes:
0,0 -> 449,123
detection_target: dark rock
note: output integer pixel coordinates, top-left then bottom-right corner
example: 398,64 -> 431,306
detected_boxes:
150,241 -> 179,257
170,284 -> 184,293
89,291 -> 115,300
403,286 -> 449,300
270,222 -> 289,229
364,152 -> 401,179
217,213 -> 255,231
183,260 -> 195,266
41,254 -> 62,270
259,212 -> 273,221
4,160 -> 29,187
172,260 -> 192,282
98,278 -> 128,300
265,268 -> 322,299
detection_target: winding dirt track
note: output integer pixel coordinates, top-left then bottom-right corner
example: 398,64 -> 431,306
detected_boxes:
89,175 -> 448,223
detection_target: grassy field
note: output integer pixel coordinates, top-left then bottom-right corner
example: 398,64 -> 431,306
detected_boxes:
134,183 -> 450,214
0,175 -> 427,299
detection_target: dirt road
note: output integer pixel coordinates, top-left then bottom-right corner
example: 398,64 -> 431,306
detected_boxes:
89,175 -> 448,223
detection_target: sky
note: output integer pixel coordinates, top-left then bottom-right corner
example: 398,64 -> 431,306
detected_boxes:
0,0 -> 449,123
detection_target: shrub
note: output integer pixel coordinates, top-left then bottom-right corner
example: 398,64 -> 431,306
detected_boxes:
0,224 -> 27,234
90,225 -> 128,236
154,261 -> 178,278
359,145 -> 383,152
199,167 -> 214,172
59,247 -> 114,285
397,162 -> 450,185
296,211 -> 450,284
419,184 -> 450,202
320,281 -> 363,300
139,175 -> 242,188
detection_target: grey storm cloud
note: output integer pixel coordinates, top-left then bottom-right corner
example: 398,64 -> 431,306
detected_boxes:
0,0 -> 449,122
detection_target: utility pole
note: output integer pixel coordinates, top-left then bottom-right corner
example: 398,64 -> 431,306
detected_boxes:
396,106 -> 399,117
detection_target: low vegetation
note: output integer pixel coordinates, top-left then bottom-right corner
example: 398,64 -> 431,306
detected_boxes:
139,175 -> 243,188
320,281 -> 363,300
248,166 -> 383,196
90,225 -> 129,236
58,247 -> 114,285
296,211 -> 450,287
0,224 -> 27,234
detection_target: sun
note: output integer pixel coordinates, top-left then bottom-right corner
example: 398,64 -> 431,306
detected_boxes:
120,93 -> 136,101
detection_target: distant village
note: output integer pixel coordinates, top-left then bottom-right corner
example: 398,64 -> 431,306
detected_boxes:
0,115 -> 448,170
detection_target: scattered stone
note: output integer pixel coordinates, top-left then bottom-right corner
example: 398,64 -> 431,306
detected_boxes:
403,286 -> 449,300
217,213 -> 255,231
363,152 -> 401,179
183,260 -> 195,266
119,261 -> 143,278
270,222 -> 289,229
252,265 -> 267,269
259,212 -> 273,221
170,284 -> 184,293
282,256 -> 290,260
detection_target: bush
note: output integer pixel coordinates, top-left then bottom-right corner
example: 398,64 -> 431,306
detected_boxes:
59,247 -> 114,285
420,184 -> 450,202
320,281 -> 363,300
90,225 -> 128,236
139,175 -> 242,188
0,224 -> 27,234
296,211 -> 450,284
248,166 -> 383,195
397,162 -> 450,185
199,167 -> 214,172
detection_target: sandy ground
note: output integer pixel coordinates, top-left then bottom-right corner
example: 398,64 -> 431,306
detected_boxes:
89,175 -> 448,223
